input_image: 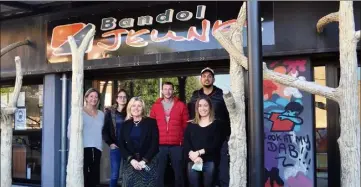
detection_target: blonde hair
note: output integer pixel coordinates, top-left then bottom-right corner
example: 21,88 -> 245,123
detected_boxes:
125,97 -> 146,120
84,88 -> 101,108
190,97 -> 215,124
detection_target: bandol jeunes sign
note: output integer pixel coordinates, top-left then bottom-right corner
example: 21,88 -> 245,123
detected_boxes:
47,2 -> 274,63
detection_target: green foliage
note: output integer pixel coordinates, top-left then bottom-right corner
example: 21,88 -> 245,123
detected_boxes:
1,87 -> 14,94
118,76 -> 200,114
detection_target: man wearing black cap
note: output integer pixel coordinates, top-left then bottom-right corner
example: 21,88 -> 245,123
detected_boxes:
188,67 -> 230,187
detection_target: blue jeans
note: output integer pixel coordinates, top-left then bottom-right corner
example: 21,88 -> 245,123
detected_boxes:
187,161 -> 215,187
157,146 -> 185,187
109,148 -> 122,187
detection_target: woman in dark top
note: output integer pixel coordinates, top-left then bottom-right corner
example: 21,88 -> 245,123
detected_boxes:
118,97 -> 159,187
184,97 -> 223,187
102,89 -> 128,187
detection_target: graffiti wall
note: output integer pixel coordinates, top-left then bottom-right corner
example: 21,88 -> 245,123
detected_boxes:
264,59 -> 314,187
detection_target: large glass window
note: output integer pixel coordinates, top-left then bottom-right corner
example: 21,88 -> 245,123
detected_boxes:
95,73 -> 229,185
314,66 -> 328,186
1,84 -> 43,183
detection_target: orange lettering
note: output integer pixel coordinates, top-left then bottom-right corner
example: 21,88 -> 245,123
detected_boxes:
126,29 -> 150,47
212,19 -> 236,35
150,29 -> 170,42
187,19 -> 210,42
97,29 -> 128,51
166,31 -> 187,41
150,29 -> 187,42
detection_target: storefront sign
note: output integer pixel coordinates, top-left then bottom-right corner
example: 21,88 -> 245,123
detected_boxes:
47,2 -> 274,63
263,59 -> 315,187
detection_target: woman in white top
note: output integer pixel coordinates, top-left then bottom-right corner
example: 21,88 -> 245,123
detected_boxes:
67,88 -> 105,187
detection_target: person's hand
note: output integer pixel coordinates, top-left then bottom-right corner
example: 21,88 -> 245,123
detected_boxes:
139,161 -> 146,168
110,144 -> 118,149
194,157 -> 203,164
189,151 -> 200,161
130,159 -> 142,170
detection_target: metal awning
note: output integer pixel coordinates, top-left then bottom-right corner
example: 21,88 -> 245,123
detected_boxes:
0,1 -> 104,21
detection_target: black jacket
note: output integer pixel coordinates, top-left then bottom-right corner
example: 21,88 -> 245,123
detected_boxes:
118,117 -> 159,164
102,106 -> 126,147
188,86 -> 231,138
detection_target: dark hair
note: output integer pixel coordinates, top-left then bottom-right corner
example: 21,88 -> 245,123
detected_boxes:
162,82 -> 174,89
285,102 -> 304,113
115,89 -> 129,113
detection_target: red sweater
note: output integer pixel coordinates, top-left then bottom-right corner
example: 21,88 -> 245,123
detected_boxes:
150,97 -> 189,146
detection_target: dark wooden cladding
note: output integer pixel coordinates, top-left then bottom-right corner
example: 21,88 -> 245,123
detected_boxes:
1,1 -> 360,79
1,15 -> 47,77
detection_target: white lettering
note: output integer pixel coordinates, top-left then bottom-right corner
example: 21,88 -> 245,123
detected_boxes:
176,11 -> 193,21
196,5 -> 206,19
101,17 -> 117,31
156,9 -> 174,24
119,18 -> 134,28
137,16 -> 153,26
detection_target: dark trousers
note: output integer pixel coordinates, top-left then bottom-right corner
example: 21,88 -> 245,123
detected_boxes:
84,147 -> 102,187
187,161 -> 215,187
110,148 -> 122,187
219,140 -> 230,187
157,145 -> 185,187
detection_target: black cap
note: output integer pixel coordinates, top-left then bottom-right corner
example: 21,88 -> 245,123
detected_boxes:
200,67 -> 215,76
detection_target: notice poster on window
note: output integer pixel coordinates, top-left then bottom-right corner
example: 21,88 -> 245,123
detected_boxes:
15,108 -> 27,130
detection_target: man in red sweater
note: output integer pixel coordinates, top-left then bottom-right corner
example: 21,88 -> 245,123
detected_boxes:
150,82 -> 189,187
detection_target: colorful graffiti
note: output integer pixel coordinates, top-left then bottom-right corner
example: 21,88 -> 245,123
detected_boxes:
264,59 -> 314,187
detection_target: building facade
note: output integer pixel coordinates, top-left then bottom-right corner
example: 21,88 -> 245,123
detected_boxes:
1,1 -> 360,187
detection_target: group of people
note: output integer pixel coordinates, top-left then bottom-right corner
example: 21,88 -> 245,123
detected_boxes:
67,67 -> 231,187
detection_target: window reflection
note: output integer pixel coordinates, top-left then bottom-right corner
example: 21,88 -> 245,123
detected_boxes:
96,74 -> 229,184
1,85 -> 43,130
0,84 -> 43,182
13,132 -> 42,181
314,66 -> 328,186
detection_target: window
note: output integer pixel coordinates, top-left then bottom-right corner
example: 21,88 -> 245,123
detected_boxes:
314,66 -> 328,186
1,84 -> 43,183
95,73 -> 229,184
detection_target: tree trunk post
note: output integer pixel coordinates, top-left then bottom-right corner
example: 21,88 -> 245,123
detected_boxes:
1,56 -> 23,187
214,2 -> 249,187
66,28 -> 95,187
335,2 -> 360,187
0,39 -> 31,57
215,1 -> 360,187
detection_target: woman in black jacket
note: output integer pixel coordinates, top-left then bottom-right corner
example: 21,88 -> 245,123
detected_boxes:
118,97 -> 159,187
102,89 -> 128,187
